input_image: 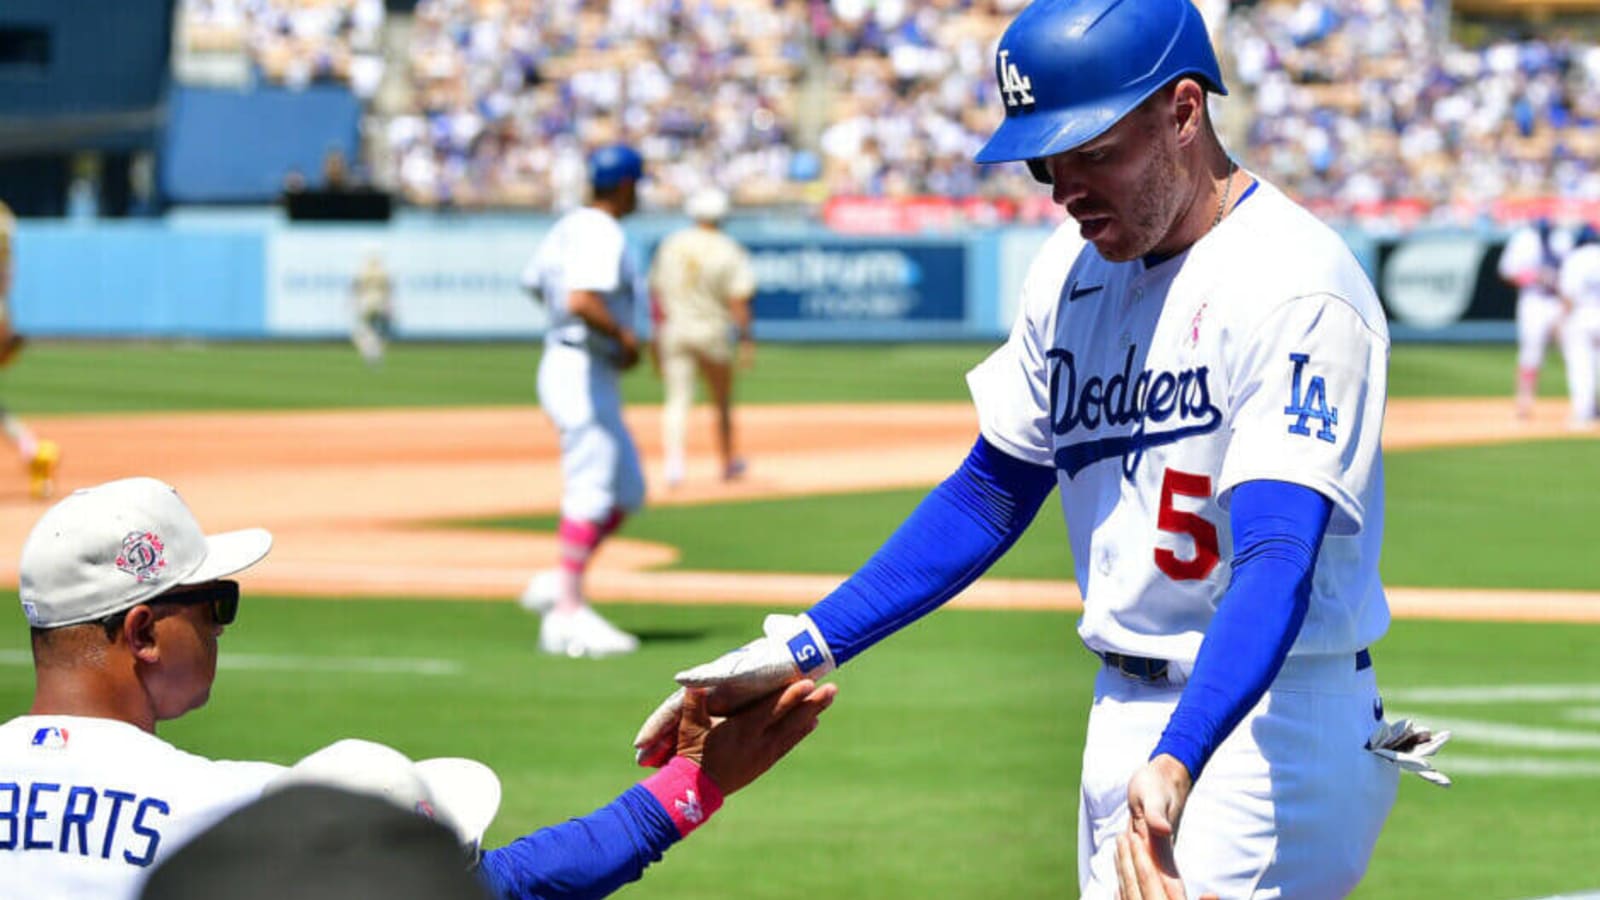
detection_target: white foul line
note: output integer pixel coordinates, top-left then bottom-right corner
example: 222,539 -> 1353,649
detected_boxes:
1440,756 -> 1600,778
1387,684 -> 1600,704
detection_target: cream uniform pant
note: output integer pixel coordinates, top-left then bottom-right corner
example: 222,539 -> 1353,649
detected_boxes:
537,341 -> 645,521
1078,654 -> 1398,899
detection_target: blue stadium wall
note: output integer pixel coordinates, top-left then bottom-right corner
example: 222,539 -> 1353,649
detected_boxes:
5,215 -> 1510,342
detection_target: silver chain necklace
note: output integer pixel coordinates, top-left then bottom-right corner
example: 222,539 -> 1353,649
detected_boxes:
1212,160 -> 1238,229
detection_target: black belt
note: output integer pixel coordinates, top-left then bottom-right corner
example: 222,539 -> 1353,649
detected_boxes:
1101,648 -> 1372,685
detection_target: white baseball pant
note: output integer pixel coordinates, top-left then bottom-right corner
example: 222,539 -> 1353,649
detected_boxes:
1561,305 -> 1600,425
1517,293 -> 1566,371
537,342 -> 646,521
1078,652 -> 1398,899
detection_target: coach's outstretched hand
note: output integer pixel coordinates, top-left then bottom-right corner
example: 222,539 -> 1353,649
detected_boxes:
633,614 -> 837,767
674,679 -> 837,795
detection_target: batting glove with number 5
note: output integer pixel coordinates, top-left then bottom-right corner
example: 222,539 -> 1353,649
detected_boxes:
632,613 -> 836,767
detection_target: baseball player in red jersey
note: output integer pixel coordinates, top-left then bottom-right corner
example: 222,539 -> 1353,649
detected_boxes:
631,2 -> 1449,897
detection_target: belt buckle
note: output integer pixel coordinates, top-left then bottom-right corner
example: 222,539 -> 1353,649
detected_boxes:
1109,653 -> 1169,685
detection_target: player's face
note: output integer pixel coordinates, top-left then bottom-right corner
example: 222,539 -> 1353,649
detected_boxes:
144,588 -> 228,720
1039,97 -> 1188,262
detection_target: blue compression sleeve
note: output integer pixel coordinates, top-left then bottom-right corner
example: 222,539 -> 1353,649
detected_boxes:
478,785 -> 680,900
807,436 -> 1057,664
1151,480 -> 1333,779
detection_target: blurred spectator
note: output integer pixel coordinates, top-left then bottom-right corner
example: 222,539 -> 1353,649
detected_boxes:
322,146 -> 353,190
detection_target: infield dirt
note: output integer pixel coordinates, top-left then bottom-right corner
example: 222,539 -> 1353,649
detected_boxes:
0,398 -> 1594,622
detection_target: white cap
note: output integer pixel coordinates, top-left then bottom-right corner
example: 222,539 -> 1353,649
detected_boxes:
269,739 -> 502,851
685,187 -> 729,223
19,477 -> 273,628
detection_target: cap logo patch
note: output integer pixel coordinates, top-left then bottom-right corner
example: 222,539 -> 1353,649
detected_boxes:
997,49 -> 1035,111
116,531 -> 168,583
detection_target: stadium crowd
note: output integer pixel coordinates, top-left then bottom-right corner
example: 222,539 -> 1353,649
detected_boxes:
177,0 -> 1600,224
1228,0 -> 1600,226
371,0 -> 1039,210
181,0 -> 387,98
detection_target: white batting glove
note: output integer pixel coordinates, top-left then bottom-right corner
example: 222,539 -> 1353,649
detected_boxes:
632,614 -> 836,767
1367,718 -> 1453,788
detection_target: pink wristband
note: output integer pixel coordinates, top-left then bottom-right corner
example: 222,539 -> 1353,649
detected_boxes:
641,756 -> 726,837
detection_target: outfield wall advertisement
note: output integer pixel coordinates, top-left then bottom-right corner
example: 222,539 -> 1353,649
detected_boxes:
8,219 -> 1519,342
738,240 -> 970,340
266,228 -> 550,338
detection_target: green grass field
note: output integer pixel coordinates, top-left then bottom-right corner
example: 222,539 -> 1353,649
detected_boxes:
0,340 -> 1576,412
487,436 -> 1600,589
1,340 -> 1596,899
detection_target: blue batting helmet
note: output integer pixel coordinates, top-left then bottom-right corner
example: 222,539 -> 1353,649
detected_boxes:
588,144 -> 644,191
974,0 -> 1227,171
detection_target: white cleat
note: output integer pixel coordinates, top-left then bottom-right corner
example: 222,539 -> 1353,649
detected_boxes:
538,605 -> 640,659
517,569 -> 561,616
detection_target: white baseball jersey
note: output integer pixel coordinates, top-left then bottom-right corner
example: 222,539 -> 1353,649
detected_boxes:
967,178 -> 1391,665
1558,242 -> 1600,309
0,714 -> 283,899
1500,223 -> 1570,305
522,206 -> 642,364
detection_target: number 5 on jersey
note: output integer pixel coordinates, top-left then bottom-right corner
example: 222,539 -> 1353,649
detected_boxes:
1155,468 -> 1219,581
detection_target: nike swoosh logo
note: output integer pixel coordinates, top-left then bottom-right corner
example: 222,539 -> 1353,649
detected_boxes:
1068,282 -> 1103,302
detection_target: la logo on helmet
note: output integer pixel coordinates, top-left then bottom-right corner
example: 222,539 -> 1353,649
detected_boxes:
997,49 -> 1035,110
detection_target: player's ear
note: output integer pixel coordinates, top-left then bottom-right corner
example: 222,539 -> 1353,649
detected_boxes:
1170,78 -> 1206,147
123,605 -> 161,663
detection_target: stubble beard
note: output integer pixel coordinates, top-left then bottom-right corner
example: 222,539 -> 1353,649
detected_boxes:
1097,133 -> 1186,263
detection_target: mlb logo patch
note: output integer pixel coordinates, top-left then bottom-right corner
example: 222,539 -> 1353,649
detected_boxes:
31,726 -> 69,750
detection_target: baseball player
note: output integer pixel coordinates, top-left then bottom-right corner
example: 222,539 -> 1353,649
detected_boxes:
648,187 -> 758,486
1498,216 -> 1573,418
632,2 -> 1448,897
516,144 -> 649,658
1557,225 -> 1600,429
3,477 -> 839,900
0,200 -> 59,499
350,242 -> 394,368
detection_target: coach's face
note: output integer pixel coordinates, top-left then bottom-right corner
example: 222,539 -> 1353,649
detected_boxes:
1039,82 -> 1200,262
142,585 -> 227,720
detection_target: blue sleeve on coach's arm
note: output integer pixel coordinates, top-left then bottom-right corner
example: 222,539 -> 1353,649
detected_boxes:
478,785 -> 681,900
1152,480 -> 1334,780
807,436 -> 1057,665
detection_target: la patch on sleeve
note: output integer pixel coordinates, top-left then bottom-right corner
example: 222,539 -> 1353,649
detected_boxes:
1283,353 -> 1338,443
